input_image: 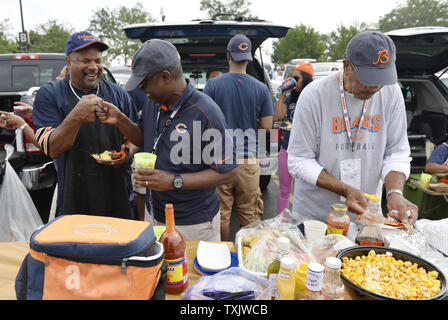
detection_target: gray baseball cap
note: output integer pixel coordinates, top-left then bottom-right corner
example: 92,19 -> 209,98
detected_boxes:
125,39 -> 181,91
227,34 -> 252,62
345,31 -> 397,86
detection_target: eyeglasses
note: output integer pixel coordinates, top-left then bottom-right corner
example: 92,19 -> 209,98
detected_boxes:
292,76 -> 299,81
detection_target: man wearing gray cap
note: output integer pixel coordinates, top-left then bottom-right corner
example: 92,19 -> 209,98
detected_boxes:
96,39 -> 238,241
287,30 -> 418,227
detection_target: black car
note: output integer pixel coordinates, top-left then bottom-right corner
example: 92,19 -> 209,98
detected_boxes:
0,52 -> 117,223
387,27 -> 448,173
123,17 -> 290,191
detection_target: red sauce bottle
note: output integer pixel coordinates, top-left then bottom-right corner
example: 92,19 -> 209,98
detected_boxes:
159,203 -> 188,294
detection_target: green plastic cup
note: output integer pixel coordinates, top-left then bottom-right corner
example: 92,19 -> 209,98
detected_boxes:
134,152 -> 157,169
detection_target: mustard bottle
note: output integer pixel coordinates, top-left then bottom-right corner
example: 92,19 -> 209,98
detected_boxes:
294,261 -> 308,297
276,257 -> 295,300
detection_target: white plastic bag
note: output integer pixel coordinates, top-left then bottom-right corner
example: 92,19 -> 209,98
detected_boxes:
0,144 -> 43,242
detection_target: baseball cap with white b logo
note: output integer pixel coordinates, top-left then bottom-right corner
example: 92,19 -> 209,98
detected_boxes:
345,31 -> 397,87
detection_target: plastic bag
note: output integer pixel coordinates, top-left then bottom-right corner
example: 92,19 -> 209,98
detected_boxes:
0,144 -> 43,242
182,267 -> 271,300
310,234 -> 357,265
235,209 -> 313,277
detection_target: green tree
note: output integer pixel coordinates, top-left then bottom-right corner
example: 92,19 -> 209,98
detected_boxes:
0,19 -> 21,53
379,0 -> 448,32
271,25 -> 326,64
88,3 -> 155,65
324,23 -> 368,61
28,20 -> 73,53
199,0 -> 257,20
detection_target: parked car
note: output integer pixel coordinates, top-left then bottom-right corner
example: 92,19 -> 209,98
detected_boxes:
387,26 -> 448,173
123,18 -> 290,191
109,65 -> 132,87
0,52 -> 117,222
312,61 -> 343,80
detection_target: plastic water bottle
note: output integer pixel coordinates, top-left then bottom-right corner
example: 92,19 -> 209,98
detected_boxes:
321,257 -> 345,300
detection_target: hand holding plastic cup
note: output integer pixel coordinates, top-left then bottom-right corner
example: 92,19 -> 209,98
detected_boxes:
304,220 -> 327,245
134,152 -> 157,169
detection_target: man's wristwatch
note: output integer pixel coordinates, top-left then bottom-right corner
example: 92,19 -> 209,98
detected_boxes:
386,189 -> 403,197
173,174 -> 183,190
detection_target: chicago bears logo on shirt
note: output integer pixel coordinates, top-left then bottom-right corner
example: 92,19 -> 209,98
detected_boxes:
176,123 -> 187,134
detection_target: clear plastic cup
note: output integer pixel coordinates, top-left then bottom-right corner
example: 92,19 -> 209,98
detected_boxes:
134,152 -> 157,169
420,173 -> 432,188
304,220 -> 327,244
13,106 -> 26,119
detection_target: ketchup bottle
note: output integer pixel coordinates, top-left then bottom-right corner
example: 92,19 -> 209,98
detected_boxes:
159,203 -> 188,294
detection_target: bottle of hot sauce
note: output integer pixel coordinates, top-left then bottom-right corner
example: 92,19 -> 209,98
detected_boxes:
159,203 -> 188,294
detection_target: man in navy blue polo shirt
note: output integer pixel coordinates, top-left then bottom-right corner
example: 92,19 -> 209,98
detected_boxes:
32,31 -> 139,219
203,34 -> 274,241
95,39 -> 238,241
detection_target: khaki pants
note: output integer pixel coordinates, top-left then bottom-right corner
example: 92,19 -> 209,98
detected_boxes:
218,159 -> 264,231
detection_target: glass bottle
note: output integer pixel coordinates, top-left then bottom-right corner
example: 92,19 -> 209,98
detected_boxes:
321,257 -> 345,300
326,203 -> 350,236
355,194 -> 385,246
276,257 -> 296,300
159,203 -> 188,294
267,237 -> 290,281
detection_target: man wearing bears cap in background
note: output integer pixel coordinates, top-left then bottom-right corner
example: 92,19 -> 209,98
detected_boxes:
204,34 -> 274,241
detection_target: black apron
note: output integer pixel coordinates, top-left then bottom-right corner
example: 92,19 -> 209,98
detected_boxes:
62,81 -> 133,219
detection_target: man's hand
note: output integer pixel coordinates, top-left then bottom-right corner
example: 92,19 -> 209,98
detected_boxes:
69,94 -> 102,124
0,111 -> 26,129
133,169 -> 174,192
344,186 -> 369,215
13,101 -> 33,114
386,193 -> 418,224
95,100 -> 123,125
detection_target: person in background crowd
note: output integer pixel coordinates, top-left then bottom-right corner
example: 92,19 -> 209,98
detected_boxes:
204,34 -> 274,241
288,31 -> 418,225
424,141 -> 448,175
32,31 -> 139,219
96,39 -> 238,241
0,102 -> 40,150
206,70 -> 222,82
273,61 -> 314,214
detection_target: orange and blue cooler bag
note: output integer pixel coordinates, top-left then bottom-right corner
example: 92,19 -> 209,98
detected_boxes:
15,214 -> 166,300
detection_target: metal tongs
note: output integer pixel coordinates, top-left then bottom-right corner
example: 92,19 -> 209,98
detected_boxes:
390,209 -> 414,235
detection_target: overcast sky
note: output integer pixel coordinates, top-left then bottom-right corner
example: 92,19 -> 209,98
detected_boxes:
3,0 -> 403,35
1,0 -> 404,64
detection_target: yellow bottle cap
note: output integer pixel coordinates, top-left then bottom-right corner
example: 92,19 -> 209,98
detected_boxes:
364,193 -> 380,202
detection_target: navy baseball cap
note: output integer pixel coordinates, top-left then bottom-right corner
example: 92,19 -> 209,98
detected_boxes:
345,31 -> 397,86
125,39 -> 181,91
65,31 -> 109,56
227,34 -> 252,62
